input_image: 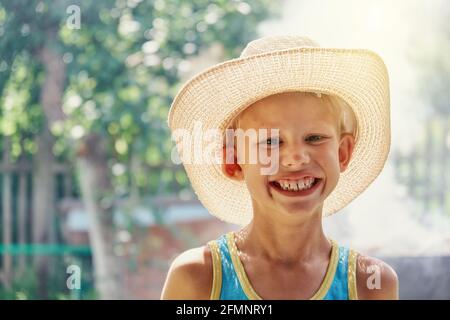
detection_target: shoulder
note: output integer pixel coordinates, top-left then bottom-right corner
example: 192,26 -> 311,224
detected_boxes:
160,244 -> 214,300
354,252 -> 399,300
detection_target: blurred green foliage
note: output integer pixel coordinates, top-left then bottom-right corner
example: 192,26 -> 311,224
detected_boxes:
0,254 -> 95,300
0,0 -> 280,196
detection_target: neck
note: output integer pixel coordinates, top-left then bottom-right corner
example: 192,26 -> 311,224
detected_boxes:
235,208 -> 330,263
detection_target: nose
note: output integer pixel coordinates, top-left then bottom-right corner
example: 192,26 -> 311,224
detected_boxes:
280,143 -> 310,169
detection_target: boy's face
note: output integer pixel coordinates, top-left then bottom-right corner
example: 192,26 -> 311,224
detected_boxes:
223,92 -> 355,221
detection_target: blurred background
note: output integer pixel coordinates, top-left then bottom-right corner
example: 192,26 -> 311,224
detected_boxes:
0,0 -> 449,300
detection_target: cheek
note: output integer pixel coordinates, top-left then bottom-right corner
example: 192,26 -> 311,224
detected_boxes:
235,143 -> 257,165
241,164 -> 268,192
242,164 -> 260,181
318,146 -> 341,175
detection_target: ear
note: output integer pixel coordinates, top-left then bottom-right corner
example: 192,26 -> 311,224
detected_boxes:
222,146 -> 244,181
338,133 -> 355,173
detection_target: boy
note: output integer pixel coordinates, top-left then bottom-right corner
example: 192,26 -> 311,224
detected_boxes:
161,36 -> 398,300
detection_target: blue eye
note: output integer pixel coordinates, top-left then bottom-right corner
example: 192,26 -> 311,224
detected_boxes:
307,135 -> 323,142
261,137 -> 280,146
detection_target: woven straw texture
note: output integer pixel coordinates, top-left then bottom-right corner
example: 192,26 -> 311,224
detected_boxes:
168,35 -> 391,226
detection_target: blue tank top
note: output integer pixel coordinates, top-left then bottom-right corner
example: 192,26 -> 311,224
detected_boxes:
207,232 -> 358,300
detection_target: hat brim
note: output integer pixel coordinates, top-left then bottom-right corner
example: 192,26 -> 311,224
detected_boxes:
168,47 -> 390,226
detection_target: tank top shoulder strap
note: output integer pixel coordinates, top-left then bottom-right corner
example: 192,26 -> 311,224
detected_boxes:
207,233 -> 249,300
207,239 -> 222,300
322,244 -> 359,300
348,248 -> 359,300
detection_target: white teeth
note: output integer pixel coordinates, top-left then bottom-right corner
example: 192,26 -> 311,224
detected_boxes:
276,177 -> 316,191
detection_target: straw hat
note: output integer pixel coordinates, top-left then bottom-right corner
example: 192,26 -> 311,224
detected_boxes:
167,35 -> 391,226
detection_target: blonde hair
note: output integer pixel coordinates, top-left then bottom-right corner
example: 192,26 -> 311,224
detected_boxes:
228,91 -> 357,138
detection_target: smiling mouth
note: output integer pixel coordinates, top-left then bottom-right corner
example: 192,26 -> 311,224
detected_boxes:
269,178 -> 322,196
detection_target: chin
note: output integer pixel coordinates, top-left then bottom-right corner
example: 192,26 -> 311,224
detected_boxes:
278,202 -> 323,218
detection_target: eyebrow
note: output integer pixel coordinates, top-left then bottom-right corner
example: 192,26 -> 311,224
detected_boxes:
256,121 -> 336,130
